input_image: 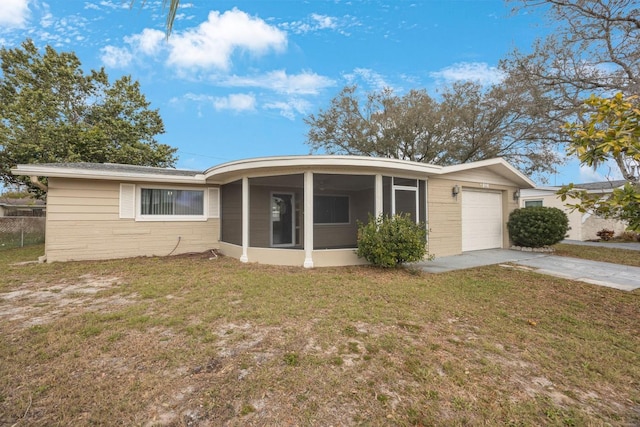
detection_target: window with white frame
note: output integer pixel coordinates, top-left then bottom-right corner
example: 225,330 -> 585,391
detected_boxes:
140,188 -> 204,216
524,200 -> 543,208
119,184 -> 219,221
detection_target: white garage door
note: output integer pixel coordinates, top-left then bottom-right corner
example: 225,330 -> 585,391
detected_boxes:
461,189 -> 503,252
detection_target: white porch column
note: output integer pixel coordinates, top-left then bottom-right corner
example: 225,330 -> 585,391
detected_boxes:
375,174 -> 383,217
303,171 -> 314,268
240,176 -> 249,263
415,181 -> 420,224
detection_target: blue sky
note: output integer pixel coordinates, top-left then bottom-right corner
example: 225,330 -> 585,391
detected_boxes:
0,0 -> 614,185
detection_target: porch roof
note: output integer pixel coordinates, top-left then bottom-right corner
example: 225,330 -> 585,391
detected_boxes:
203,155 -> 444,183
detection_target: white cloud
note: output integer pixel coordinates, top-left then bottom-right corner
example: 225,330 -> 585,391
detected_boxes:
430,62 -> 505,86
213,93 -> 256,112
101,28 -> 165,68
40,11 -> 54,28
221,70 -> 335,95
264,98 -> 312,120
579,164 -> 605,183
167,8 -> 287,70
100,45 -> 133,68
184,92 -> 257,113
0,0 -> 30,28
124,28 -> 165,55
343,68 -> 391,91
280,13 -> 358,35
579,160 -> 624,183
98,1 -> 129,9
311,14 -> 337,30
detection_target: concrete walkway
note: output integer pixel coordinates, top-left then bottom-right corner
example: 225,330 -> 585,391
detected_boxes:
416,248 -> 640,292
417,249 -> 548,274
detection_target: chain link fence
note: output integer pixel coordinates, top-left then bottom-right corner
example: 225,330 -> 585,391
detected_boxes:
0,217 -> 46,250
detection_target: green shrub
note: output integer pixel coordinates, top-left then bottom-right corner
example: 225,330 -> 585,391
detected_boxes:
356,214 -> 428,268
507,206 -> 569,248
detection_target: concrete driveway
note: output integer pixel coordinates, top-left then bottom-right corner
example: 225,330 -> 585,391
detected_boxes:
417,248 -> 640,292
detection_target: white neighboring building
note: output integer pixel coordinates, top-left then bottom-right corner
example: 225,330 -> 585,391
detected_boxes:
520,180 -> 629,241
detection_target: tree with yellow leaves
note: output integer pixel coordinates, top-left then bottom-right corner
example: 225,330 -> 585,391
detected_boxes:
559,93 -> 640,231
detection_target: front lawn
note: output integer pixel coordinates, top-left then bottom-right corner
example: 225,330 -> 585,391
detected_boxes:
1,245 -> 638,426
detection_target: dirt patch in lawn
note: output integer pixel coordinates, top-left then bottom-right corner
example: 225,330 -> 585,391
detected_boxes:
0,274 -> 133,328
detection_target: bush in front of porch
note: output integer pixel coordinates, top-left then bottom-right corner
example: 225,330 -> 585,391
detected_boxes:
356,213 -> 428,268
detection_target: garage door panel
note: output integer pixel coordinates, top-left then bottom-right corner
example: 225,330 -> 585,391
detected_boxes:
461,190 -> 503,251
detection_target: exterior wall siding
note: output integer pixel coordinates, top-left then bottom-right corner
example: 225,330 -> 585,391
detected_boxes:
45,178 -> 220,262
426,178 -> 462,257
427,176 -> 519,257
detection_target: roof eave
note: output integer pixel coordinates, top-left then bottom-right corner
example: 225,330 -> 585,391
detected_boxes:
11,165 -> 206,184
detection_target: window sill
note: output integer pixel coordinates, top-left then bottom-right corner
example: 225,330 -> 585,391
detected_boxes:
136,216 -> 209,222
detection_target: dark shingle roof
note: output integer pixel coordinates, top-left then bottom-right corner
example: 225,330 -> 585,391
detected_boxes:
35,162 -> 203,177
576,180 -> 628,191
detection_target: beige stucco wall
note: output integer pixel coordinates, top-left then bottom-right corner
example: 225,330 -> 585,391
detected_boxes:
45,178 -> 220,262
582,215 -> 628,240
427,171 -> 520,258
519,191 -> 628,241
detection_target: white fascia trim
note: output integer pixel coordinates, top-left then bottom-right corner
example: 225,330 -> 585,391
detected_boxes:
11,165 -> 206,184
585,188 -> 619,194
440,157 -> 507,173
203,155 -> 443,180
441,157 -> 536,188
526,186 -> 562,191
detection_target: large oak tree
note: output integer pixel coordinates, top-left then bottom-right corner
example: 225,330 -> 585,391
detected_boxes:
504,0 -> 639,135
305,82 -> 559,179
0,39 -> 177,196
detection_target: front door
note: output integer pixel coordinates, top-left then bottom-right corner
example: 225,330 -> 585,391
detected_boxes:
271,193 -> 295,246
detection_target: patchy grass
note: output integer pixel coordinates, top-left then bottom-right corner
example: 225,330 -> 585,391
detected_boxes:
1,246 -> 639,426
554,243 -> 640,267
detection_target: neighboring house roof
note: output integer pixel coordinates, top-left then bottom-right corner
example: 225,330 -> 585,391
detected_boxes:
574,180 -> 627,192
522,180 -> 628,196
11,156 -> 536,188
0,197 -> 46,208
